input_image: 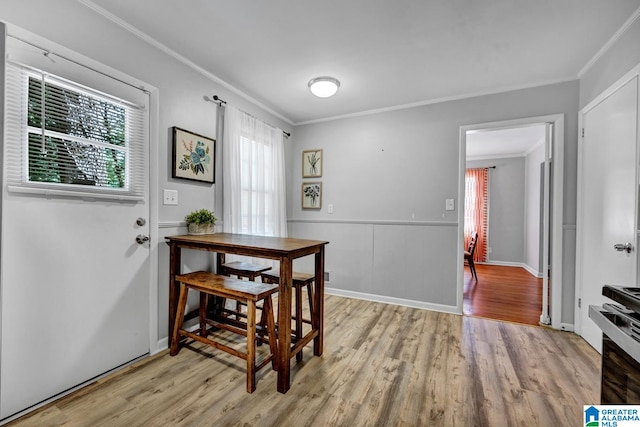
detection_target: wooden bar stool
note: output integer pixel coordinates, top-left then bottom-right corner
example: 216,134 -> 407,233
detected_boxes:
261,270 -> 315,362
220,261 -> 272,318
221,261 -> 272,280
170,271 -> 279,393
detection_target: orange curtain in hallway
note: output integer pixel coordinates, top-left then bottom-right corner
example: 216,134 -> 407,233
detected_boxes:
464,168 -> 488,262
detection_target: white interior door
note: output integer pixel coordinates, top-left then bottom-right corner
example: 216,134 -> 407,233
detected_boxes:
576,74 -> 639,351
0,36 -> 151,419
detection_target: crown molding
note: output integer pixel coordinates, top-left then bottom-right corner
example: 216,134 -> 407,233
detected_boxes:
75,0 -> 294,126
76,0 -> 637,128
578,5 -> 640,78
294,77 -> 576,126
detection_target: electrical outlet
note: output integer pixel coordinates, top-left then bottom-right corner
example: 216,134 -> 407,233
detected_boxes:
445,198 -> 455,211
163,189 -> 178,205
328,204 -> 334,214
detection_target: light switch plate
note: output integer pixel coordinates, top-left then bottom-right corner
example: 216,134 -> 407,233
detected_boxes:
163,189 -> 178,205
445,198 -> 455,211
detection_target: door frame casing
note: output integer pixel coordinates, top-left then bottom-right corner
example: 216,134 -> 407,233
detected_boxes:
458,114 -> 565,329
575,64 -> 640,339
148,87 -> 160,354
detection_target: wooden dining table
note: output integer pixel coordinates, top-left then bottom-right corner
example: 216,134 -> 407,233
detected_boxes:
165,232 -> 329,393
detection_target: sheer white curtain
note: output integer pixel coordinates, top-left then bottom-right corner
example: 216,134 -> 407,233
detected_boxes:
222,106 -> 287,237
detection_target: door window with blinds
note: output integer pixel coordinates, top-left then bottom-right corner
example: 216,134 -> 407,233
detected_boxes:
5,50 -> 147,201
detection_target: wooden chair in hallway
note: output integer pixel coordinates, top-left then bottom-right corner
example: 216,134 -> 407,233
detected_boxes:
464,231 -> 478,281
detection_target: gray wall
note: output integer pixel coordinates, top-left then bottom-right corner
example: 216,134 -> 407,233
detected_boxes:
290,81 -> 579,319
6,1 -> 635,329
0,0 -> 289,224
466,157 -> 526,265
580,17 -> 640,108
0,0 -> 290,342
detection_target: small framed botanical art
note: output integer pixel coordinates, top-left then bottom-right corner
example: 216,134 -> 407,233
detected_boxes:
302,149 -> 323,178
302,182 -> 322,209
172,126 -> 215,183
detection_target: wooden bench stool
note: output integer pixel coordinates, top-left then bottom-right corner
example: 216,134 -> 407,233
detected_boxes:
261,270 -> 315,362
170,271 -> 279,393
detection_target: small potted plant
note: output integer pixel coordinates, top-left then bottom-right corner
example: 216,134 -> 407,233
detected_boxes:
185,208 -> 217,235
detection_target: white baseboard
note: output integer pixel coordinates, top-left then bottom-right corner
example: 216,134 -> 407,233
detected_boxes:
559,323 -> 575,332
155,318 -> 200,354
482,260 -> 522,267
155,338 -> 168,354
521,263 -> 543,278
157,289 -> 460,350
325,286 -> 460,315
483,261 -> 542,278
154,287 -> 568,351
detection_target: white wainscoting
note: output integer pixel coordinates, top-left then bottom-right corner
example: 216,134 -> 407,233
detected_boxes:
288,219 -> 459,312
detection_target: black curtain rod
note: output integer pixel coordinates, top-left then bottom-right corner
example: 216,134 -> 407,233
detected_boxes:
212,95 -> 227,105
209,94 -> 291,139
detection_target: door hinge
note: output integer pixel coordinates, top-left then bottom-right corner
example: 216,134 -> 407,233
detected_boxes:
582,128 -> 584,138
578,298 -> 582,308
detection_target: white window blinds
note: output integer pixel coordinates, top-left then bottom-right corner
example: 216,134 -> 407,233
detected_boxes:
5,62 -> 147,201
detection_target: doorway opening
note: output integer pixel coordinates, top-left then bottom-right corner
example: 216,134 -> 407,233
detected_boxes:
458,115 -> 565,328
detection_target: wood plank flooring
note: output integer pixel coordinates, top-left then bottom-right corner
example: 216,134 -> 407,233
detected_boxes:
464,264 -> 543,326
5,294 -> 599,427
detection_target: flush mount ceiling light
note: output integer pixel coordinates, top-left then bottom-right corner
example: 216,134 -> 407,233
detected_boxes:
308,76 -> 340,98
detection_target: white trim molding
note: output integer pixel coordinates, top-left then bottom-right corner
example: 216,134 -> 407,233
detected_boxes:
325,287 -> 460,315
75,0 -> 293,126
459,114 -> 565,329
296,78 -> 577,126
574,63 -> 640,340
578,6 -> 640,78
482,261 -> 542,278
288,218 -> 457,227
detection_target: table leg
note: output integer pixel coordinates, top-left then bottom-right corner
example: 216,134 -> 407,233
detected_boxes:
168,242 -> 182,347
209,253 -> 228,315
216,253 -> 226,273
277,257 -> 292,393
313,248 -> 325,356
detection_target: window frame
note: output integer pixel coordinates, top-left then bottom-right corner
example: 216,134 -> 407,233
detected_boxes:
5,61 -> 147,202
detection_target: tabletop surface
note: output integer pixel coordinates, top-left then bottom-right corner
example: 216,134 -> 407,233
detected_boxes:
165,233 -> 329,253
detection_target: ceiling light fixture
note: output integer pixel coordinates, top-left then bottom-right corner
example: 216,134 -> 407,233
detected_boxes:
308,76 -> 340,98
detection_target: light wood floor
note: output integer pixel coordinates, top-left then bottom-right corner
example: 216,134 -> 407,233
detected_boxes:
464,264 -> 543,326
6,294 -> 599,427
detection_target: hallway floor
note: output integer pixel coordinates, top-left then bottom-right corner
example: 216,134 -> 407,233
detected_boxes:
463,263 -> 543,326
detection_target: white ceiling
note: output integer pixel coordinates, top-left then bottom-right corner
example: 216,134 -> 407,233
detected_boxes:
81,0 -> 640,125
466,125 -> 546,159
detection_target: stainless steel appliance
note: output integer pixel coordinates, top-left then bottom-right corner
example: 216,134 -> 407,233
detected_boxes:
590,285 -> 640,404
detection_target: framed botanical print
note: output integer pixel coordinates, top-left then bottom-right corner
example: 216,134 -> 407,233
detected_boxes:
302,182 -> 322,209
172,127 -> 215,183
302,149 -> 322,178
